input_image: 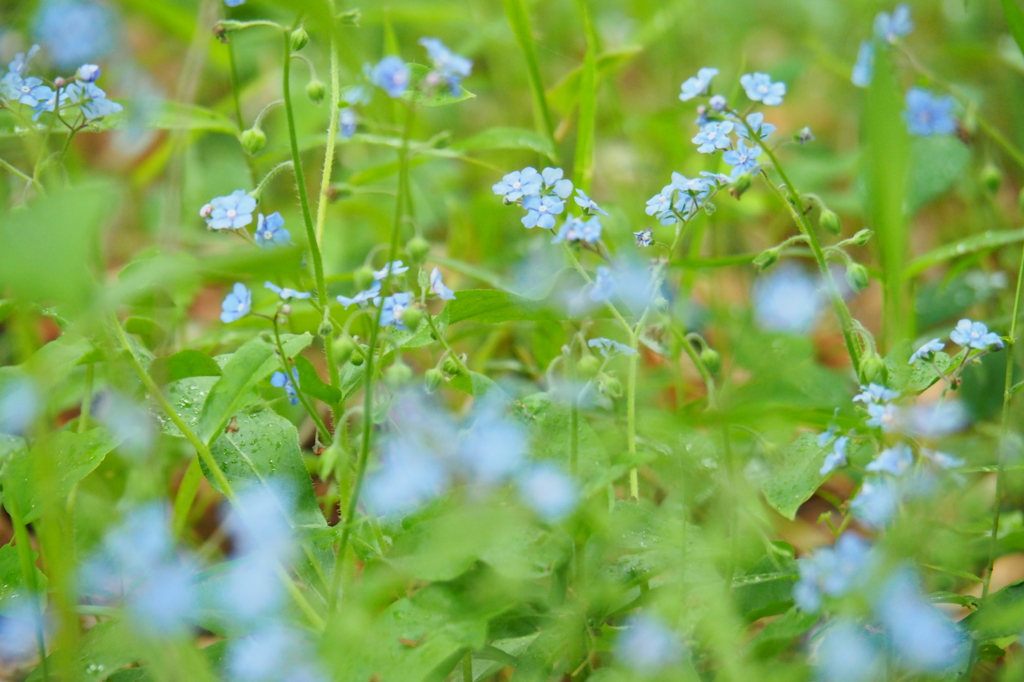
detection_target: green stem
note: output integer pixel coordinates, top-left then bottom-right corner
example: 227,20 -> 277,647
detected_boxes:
627,348 -> 640,501
271,318 -> 333,445
78,363 -> 94,434
6,496 -> 49,681
462,651 -> 474,682
0,155 -> 41,191
425,309 -> 469,374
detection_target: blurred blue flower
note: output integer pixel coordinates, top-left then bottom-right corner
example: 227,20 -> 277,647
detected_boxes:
541,167 -> 574,198
264,282 -> 311,301
814,619 -> 883,682
373,260 -> 409,280
921,448 -> 965,470
271,369 -> 300,405
429,268 -> 456,300
128,557 -> 200,636
950,318 -> 1003,350
0,376 -> 40,436
909,338 -> 944,364
589,337 -> 636,358
518,462 -> 578,522
255,213 -> 291,249
574,189 -> 608,216
221,283 -> 252,323
876,568 -> 968,674
371,56 -> 410,98
633,228 -> 653,247
224,483 -> 296,562
493,167 -> 543,202
551,216 -> 602,244
225,0 -> 246,5
419,37 -> 472,95
337,282 -> 381,308
865,402 -> 897,432
93,391 -> 155,461
339,107 -> 357,139
735,112 -> 776,141
365,435 -> 449,518
228,624 -> 323,682
904,88 -> 956,137
723,139 -> 762,177
219,553 -> 282,626
751,265 -> 824,333
853,383 -> 900,404
679,67 -> 719,101
740,72 -> 786,106
866,443 -> 913,476
522,194 -> 565,230
380,292 -> 414,330
819,436 -> 849,476
206,190 -> 256,230
30,86 -> 68,121
692,121 -> 734,153
34,0 -> 114,69
709,94 -> 727,111
0,599 -> 44,663
874,4 -> 913,43
6,46 -> 40,78
76,63 -> 101,82
457,394 -> 527,484
900,400 -> 971,438
616,614 -> 683,674
851,41 -> 875,88
850,477 -> 899,527
590,266 -> 616,304
794,532 -> 873,611
69,81 -> 122,119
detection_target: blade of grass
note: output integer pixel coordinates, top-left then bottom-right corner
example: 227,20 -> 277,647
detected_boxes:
572,0 -> 599,192
503,0 -> 558,156
1001,0 -> 1024,56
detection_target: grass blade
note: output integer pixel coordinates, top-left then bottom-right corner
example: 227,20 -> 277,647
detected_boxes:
503,0 -> 558,154
572,0 -> 599,191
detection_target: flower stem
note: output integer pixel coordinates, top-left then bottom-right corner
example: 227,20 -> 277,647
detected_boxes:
271,319 -> 333,445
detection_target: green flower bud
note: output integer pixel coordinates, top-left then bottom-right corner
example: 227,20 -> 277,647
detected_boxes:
400,307 -> 423,332
729,173 -> 752,199
846,263 -> 870,292
700,347 -> 721,375
577,355 -> 601,379
851,229 -> 874,246
601,375 -> 623,398
406,236 -> 430,264
859,352 -> 887,386
334,336 -> 356,364
350,344 -> 368,366
982,164 -> 1003,195
290,27 -> 309,52
306,79 -> 326,104
653,296 -> 670,313
384,361 -> 413,388
354,265 -> 374,291
442,356 -> 462,376
753,247 -> 780,271
240,127 -> 267,155
425,368 -> 444,392
819,209 -> 841,235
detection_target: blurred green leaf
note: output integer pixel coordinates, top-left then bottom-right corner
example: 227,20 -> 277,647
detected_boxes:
761,433 -> 829,520
448,290 -> 554,325
0,544 -> 45,605
124,317 -> 167,349
143,101 -> 238,134
452,127 -> 557,160
906,229 -> 1024,278
1001,0 -> 1024,57
733,554 -> 799,622
962,579 -> 1024,641
548,47 -> 642,116
906,136 -> 971,214
294,355 -> 342,406
503,0 -> 557,148
746,607 -> 819,658
572,0 -> 599,191
150,350 -> 223,386
26,620 -> 138,682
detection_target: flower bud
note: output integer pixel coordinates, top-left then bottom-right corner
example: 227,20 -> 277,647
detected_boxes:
729,173 -> 752,199
318,318 -> 333,337
240,127 -> 267,155
354,265 -> 375,291
851,229 -> 874,246
577,355 -> 601,379
859,352 -> 887,386
406,236 -> 430,264
442,356 -> 462,376
77,64 -> 101,82
290,28 -> 310,52
981,164 -> 1003,195
601,375 -> 623,398
753,247 -> 780,271
846,263 -> 870,292
385,361 -> 413,388
796,126 -> 815,145
400,307 -> 423,332
653,296 -> 670,313
349,344 -> 369,366
425,368 -> 444,392
709,95 -> 727,111
282,304 -> 293,316
819,209 -> 841,235
306,79 -> 326,104
699,347 -> 721,375
334,336 -> 356,364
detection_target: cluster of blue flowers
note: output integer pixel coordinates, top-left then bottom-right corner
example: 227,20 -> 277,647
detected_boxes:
0,45 -> 122,122
493,166 -> 609,245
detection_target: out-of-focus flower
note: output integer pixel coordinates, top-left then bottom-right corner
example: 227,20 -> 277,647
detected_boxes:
616,614 -> 684,674
0,599 -> 45,663
874,4 -> 914,43
93,391 -> 155,461
517,463 -> 577,522
34,0 -> 114,69
904,88 -> 956,137
337,282 -> 381,308
852,41 -> 875,88
588,337 -> 636,358
370,56 -> 410,98
854,383 -> 900,404
255,213 -> 291,249
866,402 -> 898,432
921,448 -> 965,470
221,283 -> 252,323
813,619 -> 883,682
380,293 -> 413,330
679,67 -> 718,101
866,443 -> 913,476
574,189 -> 608,216
264,282 -> 311,301
740,72 -> 786,106
271,369 -> 300,405
850,477 -> 899,528
0,376 -> 40,436
429,268 -> 456,300
419,37 -> 472,95
339,107 -> 357,139
228,624 -> 324,682
365,435 -> 449,518
794,532 -> 873,611
457,394 -> 527,484
551,216 -> 602,244
898,400 -> 971,438
751,265 -> 824,333
373,260 -> 410,281
820,436 -> 849,476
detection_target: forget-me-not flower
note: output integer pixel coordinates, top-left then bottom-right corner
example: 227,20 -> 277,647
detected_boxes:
866,402 -> 898,432
692,121 -> 734,153
370,56 -> 410,98
735,112 -> 776,141
373,260 -> 409,280
10,76 -> 51,107
77,63 -> 101,82
904,88 -> 956,137
93,392 -> 155,461
337,282 -> 381,308
950,318 -> 1003,350
921,448 -> 965,470
909,338 -> 944,364
69,81 -> 122,119
589,266 -> 616,303
874,4 -> 914,43
723,139 -> 762,177
221,283 -> 252,323
380,292 -> 413,330
206,190 -> 256,230
541,167 -> 574,198
751,265 -> 824,333
793,532 -> 873,612
518,462 -> 578,522
0,599 -> 44,662
820,436 -> 849,476
616,614 -> 684,674
645,187 -> 676,226
225,0 -> 246,6
679,67 -> 718,101
264,282 -> 311,301
34,0 -> 114,69
419,38 -> 473,95
866,443 -> 913,476
271,369 -> 300,405
522,195 -> 565,229
588,337 -> 636,358
850,477 -> 899,527
457,394 -> 527,484
493,167 -> 543,202
574,189 -> 608,216
854,383 -> 900,404
0,376 -> 40,436
429,268 -> 456,300
852,41 -> 875,88
339,107 -> 357,139
551,216 -> 602,244
30,86 -> 68,121
740,72 -> 786,106
633,228 -> 653,247
814,619 -> 883,682
255,213 -> 291,249
365,433 -> 449,518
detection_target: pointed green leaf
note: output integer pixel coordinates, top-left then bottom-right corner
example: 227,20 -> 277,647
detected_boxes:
762,433 -> 829,521
293,356 -> 342,406
150,350 -> 224,386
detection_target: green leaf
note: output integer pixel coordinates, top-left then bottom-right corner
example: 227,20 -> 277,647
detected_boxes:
124,317 -> 167,349
196,334 -> 313,443
515,392 -> 610,482
150,350 -> 224,386
447,370 -> 500,397
732,554 -> 799,622
905,228 -> 1024,278
502,0 -> 557,148
761,433 -> 829,521
293,356 -> 342,406
452,127 -> 557,160
746,607 -> 819,658
25,620 -> 139,682
0,544 -> 45,605
401,64 -> 476,107
572,0 -> 599,191
962,580 -> 1024,641
1001,0 -> 1024,57
447,290 -> 554,325
884,340 -> 955,395
907,135 -> 971,214
144,101 -> 238,134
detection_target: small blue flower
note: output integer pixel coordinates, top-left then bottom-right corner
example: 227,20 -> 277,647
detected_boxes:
429,268 -> 455,300
518,463 -> 578,522
373,260 -> 409,280
541,167 -> 574,198
228,625 -> 323,682
337,282 -> 381,308
814,619 -> 884,682
419,37 -> 472,95
365,435 -> 448,518
633,228 -> 653,247
264,282 -> 311,301
874,3 -> 914,43
709,94 -> 727,111
699,170 -> 732,186
0,376 -> 40,436
850,476 -> 899,527
679,67 -> 719,102
380,292 -> 413,330
522,195 -> 565,230
339,107 -> 357,139
909,338 -> 944,364
220,283 -> 252,323
574,189 -> 608,216
866,442 -> 913,476
588,337 -> 636,358
29,86 -> 67,121
904,88 -> 956,137
645,187 -> 676,226
616,614 -> 683,673
866,401 -> 898,432
852,40 -> 875,88
0,599 -> 45,662
93,392 -> 155,462
794,532 -> 873,611
950,318 -> 1003,350
255,212 -> 291,249
7,45 -> 40,78
493,167 -> 543,202
735,112 -> 776,141
457,394 -> 527,484
820,436 -> 849,476
671,172 -> 711,195
723,139 -> 762,177
853,383 -> 900,404
10,76 -> 51,107
34,0 -> 114,69
751,265 -> 824,333
370,56 -> 410,98
551,216 -> 602,244
271,369 -> 300,405
77,63 -> 101,82
206,190 -> 256,230
692,121 -> 734,153
589,266 -> 616,303
71,81 -> 123,119
740,72 -> 786,106
225,0 -> 245,5
921,449 -> 965,470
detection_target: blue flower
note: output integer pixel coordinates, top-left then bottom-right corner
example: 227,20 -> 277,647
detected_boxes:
0,376 -> 40,436
0,599 -> 45,662
9,76 -> 51,107
221,283 -> 252,323
588,337 -> 636,358
493,167 -> 543,202
866,402 -> 897,432
709,94 -> 726,111
336,281 -> 381,308
751,265 -> 824,333
700,170 -> 732,186
429,268 -> 455,300
723,139 -> 762,177
921,448 -> 965,470
370,56 -> 410,98
574,189 -> 608,216
34,0 -> 114,69
380,292 -> 413,330
645,187 -> 677,226
271,369 -> 300,405
373,260 -> 409,280
874,3 -> 914,43
819,436 -> 849,476
633,228 -> 653,247
615,614 -> 683,673
206,190 -> 256,230
589,266 -> 616,303
814,619 -> 884,682
71,82 -> 123,119
522,195 -> 565,229
740,72 -> 786,106
419,37 -> 472,95
541,167 -> 574,198
365,434 -> 449,518
735,112 -> 776,141
224,483 -> 297,561
950,318 -> 1003,350
225,0 -> 245,5
852,40 -> 875,88
866,442 -> 913,476
518,463 -> 578,522
671,172 -> 711,195
255,212 -> 291,249
904,88 -> 956,137
7,45 -> 40,78
264,282 -> 311,301
128,557 -> 200,636
93,392 -> 155,462
228,625 -> 323,682
853,383 -> 900,404
850,477 -> 899,527
794,532 -> 873,611
29,86 -> 67,121
551,216 -> 602,244
909,338 -> 944,363
339,107 -> 357,139
679,67 -> 719,101
457,394 -> 527,484
692,121 -> 734,153
76,63 -> 101,82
